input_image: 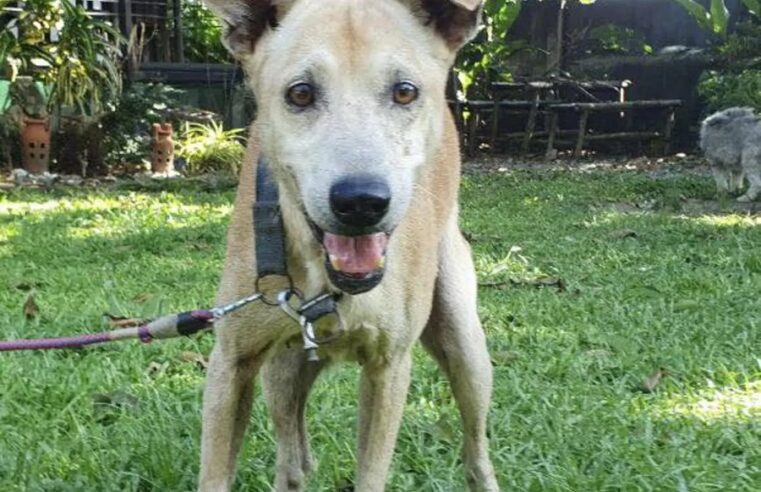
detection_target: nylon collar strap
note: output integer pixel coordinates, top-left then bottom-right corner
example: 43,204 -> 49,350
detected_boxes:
252,157 -> 344,357
254,157 -> 289,280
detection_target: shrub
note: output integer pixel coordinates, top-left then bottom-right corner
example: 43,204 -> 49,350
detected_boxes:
697,20 -> 761,113
176,121 -> 244,175
181,0 -> 230,63
698,69 -> 761,113
100,83 -> 184,168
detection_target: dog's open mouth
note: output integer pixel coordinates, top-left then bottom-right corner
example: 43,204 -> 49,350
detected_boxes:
312,227 -> 389,295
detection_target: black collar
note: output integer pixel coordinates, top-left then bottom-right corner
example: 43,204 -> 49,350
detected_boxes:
254,157 -> 289,280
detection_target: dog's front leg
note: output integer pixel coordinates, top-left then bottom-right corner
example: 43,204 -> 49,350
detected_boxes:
355,351 -> 413,491
262,347 -> 325,491
738,157 -> 761,201
199,344 -> 261,492
729,170 -> 746,194
421,226 -> 499,492
711,166 -> 731,194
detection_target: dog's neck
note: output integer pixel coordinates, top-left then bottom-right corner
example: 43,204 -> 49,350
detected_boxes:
272,176 -> 335,297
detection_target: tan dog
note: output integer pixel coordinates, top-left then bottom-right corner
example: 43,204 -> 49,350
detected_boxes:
200,1 -> 498,490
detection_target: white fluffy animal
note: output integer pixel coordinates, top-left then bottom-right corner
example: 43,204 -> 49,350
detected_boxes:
700,107 -> 761,201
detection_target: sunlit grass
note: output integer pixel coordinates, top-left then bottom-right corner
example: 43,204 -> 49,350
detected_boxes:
1,168 -> 760,491
690,213 -> 761,227
656,380 -> 761,422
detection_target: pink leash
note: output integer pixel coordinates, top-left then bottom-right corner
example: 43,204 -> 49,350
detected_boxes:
0,310 -> 217,352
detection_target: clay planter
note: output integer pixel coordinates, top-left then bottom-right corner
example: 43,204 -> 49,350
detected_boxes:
151,123 -> 175,173
21,118 -> 51,174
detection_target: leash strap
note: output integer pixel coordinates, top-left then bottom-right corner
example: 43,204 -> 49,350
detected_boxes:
254,157 -> 289,279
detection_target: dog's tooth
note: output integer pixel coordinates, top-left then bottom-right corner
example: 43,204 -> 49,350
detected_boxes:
376,256 -> 385,270
329,255 -> 342,271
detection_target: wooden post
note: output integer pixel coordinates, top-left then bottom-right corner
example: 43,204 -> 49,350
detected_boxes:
549,0 -> 566,74
545,111 -> 559,158
121,0 -> 135,80
574,109 -> 589,158
522,91 -> 540,153
467,110 -> 480,157
663,108 -> 676,155
490,100 -> 500,155
173,0 -> 185,63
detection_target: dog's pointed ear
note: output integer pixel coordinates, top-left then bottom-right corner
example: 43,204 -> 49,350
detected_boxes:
204,0 -> 294,60
403,0 -> 484,50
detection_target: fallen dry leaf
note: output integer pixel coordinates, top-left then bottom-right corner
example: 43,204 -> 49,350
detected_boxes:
609,229 -> 638,239
480,277 -> 565,292
92,390 -> 140,425
491,350 -> 520,366
638,368 -> 668,393
104,313 -> 148,328
13,281 -> 45,291
92,390 -> 139,409
146,361 -> 169,377
23,293 -> 39,319
179,351 -> 209,370
132,292 -> 152,303
534,276 -> 566,292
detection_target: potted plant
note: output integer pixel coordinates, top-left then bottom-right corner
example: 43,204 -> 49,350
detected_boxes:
0,0 -> 58,172
8,76 -> 50,173
0,0 -> 124,175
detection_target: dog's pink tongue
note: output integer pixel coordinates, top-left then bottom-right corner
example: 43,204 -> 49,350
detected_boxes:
323,232 -> 388,274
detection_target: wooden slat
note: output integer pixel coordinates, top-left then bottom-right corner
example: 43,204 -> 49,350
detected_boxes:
584,131 -> 662,141
550,100 -> 683,112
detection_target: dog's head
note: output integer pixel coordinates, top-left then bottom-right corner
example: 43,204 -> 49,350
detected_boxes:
207,0 -> 482,294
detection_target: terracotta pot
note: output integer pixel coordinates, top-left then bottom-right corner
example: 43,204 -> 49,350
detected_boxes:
151,123 -> 174,173
21,118 -> 51,174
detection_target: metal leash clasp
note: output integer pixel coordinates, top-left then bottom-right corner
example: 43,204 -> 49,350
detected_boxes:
277,290 -> 343,362
209,293 -> 264,320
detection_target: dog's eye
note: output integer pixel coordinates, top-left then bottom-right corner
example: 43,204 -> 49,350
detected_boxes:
287,83 -> 315,108
393,82 -> 418,105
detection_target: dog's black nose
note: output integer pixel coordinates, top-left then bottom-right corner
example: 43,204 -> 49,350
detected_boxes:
330,176 -> 391,227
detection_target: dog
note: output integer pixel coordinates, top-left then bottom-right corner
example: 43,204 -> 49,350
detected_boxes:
198,1 -> 499,491
700,106 -> 761,202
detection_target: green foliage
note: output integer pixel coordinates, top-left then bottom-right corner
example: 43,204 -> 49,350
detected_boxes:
697,20 -> 761,112
672,0 -> 729,34
744,0 -> 761,15
8,76 -> 48,118
698,69 -> 761,112
714,20 -> 761,66
0,0 -> 60,80
455,0 -> 523,98
100,83 -> 184,167
0,111 -> 20,167
181,0 -> 230,64
0,0 -> 125,116
47,1 -> 123,115
176,121 -> 244,175
671,0 -> 761,35
455,0 -> 599,98
579,24 -> 653,56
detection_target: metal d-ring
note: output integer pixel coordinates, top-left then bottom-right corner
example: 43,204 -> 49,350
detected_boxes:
303,307 -> 345,345
276,288 -> 304,322
257,274 -> 297,306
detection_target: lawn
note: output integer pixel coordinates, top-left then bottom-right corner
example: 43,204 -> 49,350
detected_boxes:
1,167 -> 760,491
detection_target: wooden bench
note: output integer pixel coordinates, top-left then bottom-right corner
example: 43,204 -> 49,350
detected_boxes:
546,99 -> 683,157
464,81 -> 559,156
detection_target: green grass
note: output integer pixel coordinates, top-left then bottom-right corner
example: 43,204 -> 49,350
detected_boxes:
1,168 -> 760,491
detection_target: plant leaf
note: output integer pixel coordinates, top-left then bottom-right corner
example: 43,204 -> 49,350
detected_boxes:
742,0 -> 761,15
23,292 -> 39,319
710,0 -> 729,34
673,0 -> 711,32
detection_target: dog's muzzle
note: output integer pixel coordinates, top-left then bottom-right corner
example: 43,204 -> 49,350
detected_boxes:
311,176 -> 392,295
